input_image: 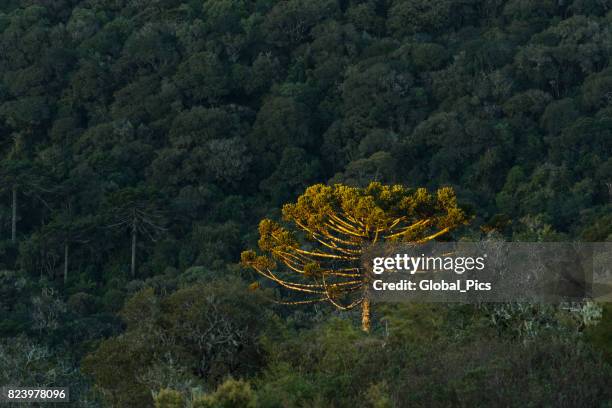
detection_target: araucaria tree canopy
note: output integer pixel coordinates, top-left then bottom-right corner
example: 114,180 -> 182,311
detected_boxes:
241,182 -> 467,331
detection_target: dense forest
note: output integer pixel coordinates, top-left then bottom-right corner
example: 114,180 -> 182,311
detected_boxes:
0,0 -> 611,406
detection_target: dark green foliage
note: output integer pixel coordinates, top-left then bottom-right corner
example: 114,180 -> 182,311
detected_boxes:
82,280 -> 269,407
251,307 -> 612,407
0,0 -> 611,406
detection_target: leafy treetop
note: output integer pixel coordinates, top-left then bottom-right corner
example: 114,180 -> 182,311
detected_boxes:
242,182 -> 468,331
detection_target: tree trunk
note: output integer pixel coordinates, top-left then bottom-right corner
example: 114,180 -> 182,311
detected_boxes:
11,185 -> 17,242
64,243 -> 69,284
361,297 -> 371,332
131,216 -> 137,278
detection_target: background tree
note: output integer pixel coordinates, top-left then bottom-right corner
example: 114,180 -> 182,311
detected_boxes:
38,212 -> 92,284
0,156 -> 50,242
104,186 -> 166,278
242,182 -> 467,331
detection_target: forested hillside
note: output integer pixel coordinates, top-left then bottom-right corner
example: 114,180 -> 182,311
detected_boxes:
0,0 -> 611,406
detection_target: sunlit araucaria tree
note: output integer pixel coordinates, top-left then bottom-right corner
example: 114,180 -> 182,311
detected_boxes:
241,182 -> 467,332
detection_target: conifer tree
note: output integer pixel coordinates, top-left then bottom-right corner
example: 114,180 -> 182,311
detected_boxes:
242,182 -> 467,331
104,187 -> 166,277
